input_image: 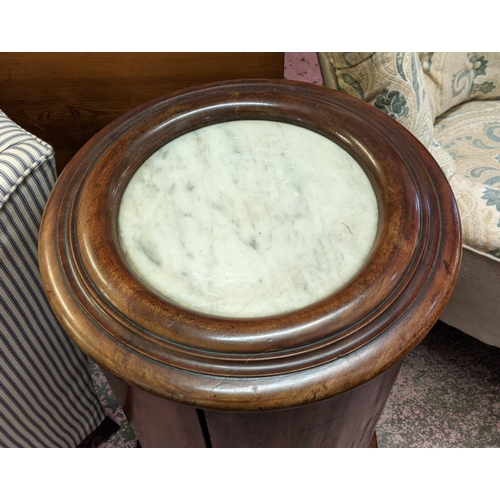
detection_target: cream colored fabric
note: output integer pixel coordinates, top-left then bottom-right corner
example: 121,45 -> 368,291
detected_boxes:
320,52 -> 457,178
421,52 -> 500,118
321,52 -> 436,150
440,245 -> 500,347
435,100 -> 500,258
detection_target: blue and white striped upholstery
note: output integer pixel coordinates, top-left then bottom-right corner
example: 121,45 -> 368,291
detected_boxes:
0,110 -> 105,447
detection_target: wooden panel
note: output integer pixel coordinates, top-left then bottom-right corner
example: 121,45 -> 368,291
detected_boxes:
104,370 -> 206,448
0,52 -> 284,172
203,362 -> 402,448
102,363 -> 400,448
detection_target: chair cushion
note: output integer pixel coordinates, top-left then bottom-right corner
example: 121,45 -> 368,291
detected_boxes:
320,53 -> 434,143
421,52 -> 500,119
319,52 -> 457,179
0,110 -> 106,447
434,100 -> 500,259
0,112 -> 55,208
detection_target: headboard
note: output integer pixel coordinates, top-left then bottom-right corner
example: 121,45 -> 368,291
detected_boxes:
0,53 -> 284,173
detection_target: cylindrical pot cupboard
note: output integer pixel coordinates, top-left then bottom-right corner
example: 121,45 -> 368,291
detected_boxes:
39,80 -> 461,447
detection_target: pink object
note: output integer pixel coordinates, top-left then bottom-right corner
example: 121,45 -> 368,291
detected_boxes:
284,52 -> 323,85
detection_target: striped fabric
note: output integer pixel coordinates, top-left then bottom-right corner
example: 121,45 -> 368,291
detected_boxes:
0,110 -> 105,447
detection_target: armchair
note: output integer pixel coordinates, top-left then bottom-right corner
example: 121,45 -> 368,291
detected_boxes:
0,110 -> 106,447
319,52 -> 500,347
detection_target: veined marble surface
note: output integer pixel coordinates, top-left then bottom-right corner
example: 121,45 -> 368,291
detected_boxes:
118,120 -> 378,318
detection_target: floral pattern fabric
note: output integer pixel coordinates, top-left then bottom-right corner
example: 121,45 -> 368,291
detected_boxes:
421,53 -> 500,119
320,53 -> 435,145
435,100 -> 500,258
319,52 -> 500,260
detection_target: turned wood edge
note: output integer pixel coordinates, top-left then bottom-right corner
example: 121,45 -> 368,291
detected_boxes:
38,80 -> 462,411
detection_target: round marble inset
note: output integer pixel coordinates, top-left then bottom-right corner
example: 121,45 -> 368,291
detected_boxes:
118,120 -> 378,318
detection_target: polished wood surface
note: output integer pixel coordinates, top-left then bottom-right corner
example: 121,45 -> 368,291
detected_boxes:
38,79 -> 462,446
104,362 -> 400,447
104,370 -> 206,448
0,53 -> 284,172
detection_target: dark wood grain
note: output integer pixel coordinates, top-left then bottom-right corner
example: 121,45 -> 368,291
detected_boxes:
104,370 -> 206,448
203,362 -> 400,447
38,79 -> 462,446
104,362 -> 400,447
0,53 -> 284,172
369,432 -> 378,448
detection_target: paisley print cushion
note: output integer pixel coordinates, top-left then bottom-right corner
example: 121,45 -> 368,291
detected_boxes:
435,100 -> 500,258
320,52 -> 437,151
421,52 -> 500,119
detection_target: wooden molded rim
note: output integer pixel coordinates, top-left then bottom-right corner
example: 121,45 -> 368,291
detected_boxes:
39,79 -> 461,410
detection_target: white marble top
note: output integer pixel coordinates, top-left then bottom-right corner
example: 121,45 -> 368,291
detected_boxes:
118,120 -> 378,318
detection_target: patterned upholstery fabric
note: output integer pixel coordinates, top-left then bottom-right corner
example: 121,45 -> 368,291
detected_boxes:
435,100 -> 500,258
319,53 -> 436,148
0,110 -> 105,447
421,52 -> 500,118
319,52 -> 500,260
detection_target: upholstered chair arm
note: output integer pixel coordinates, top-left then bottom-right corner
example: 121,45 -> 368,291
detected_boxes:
318,52 -> 457,180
